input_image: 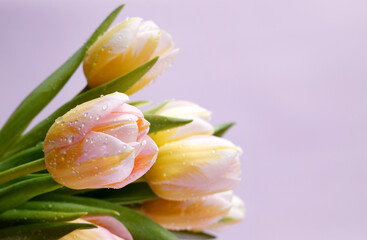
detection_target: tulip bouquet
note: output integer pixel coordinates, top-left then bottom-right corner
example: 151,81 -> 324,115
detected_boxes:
0,4 -> 244,240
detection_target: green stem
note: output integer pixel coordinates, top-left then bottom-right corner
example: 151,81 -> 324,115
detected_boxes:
0,158 -> 46,185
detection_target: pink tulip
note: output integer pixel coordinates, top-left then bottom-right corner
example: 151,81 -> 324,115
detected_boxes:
83,215 -> 133,240
60,217 -> 131,240
44,93 -> 158,189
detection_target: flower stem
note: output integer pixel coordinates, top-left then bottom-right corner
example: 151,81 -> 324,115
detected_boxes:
0,158 -> 46,185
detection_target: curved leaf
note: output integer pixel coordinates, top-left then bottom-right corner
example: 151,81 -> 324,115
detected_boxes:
145,114 -> 193,134
0,209 -> 86,223
18,201 -> 119,216
0,5 -> 125,159
0,222 -> 96,240
9,57 -> 158,156
0,143 -> 43,172
0,158 -> 46,185
0,176 -> 61,213
213,122 -> 235,137
35,194 -> 178,240
80,182 -> 157,204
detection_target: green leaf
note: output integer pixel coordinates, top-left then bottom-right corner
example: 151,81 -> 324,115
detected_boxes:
0,209 -> 87,224
145,114 -> 193,134
0,158 -> 46,185
18,201 -> 119,216
0,5 -> 124,159
213,122 -> 235,137
35,194 -> 178,240
0,176 -> 61,214
0,174 -> 49,189
8,57 -> 159,157
171,231 -> 216,239
129,100 -> 152,108
0,143 -> 43,172
144,99 -> 173,115
80,182 -> 157,204
0,222 -> 96,240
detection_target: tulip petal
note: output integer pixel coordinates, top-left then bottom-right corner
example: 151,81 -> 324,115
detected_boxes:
107,136 -> 158,188
151,117 -> 214,146
44,93 -> 130,154
153,30 -> 175,56
155,100 -> 211,122
46,131 -> 136,189
125,48 -> 179,95
82,215 -> 133,240
146,135 -> 241,200
60,219 -> 125,240
142,191 -> 233,231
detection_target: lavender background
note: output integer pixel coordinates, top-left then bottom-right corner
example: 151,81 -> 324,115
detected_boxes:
1,0 -> 367,239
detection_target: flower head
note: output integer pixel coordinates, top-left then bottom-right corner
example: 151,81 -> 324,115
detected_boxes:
83,17 -> 178,95
44,93 -> 158,189
141,191 -> 233,231
146,100 -> 242,200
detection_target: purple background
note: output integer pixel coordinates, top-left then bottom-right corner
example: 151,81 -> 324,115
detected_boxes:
1,0 -> 367,239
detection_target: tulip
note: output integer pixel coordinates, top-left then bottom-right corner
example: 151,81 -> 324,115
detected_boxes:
207,195 -> 245,231
150,100 -> 214,146
60,217 -> 132,240
43,93 -> 158,189
145,134 -> 242,200
141,191 -> 233,231
83,17 -> 179,95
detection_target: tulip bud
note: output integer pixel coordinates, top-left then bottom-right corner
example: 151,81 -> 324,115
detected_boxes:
150,101 -> 214,146
83,17 -> 178,95
61,218 -> 130,240
44,93 -> 158,189
141,191 -> 233,231
145,135 -> 242,200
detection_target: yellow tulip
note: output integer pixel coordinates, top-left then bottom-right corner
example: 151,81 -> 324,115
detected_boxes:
83,17 -> 178,95
141,191 -> 233,231
145,135 -> 242,200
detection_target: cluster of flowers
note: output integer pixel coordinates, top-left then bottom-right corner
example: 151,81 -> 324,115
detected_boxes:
0,8 -> 244,240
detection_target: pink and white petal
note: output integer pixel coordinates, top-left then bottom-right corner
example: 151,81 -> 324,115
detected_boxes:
156,100 -> 211,122
44,93 -> 130,153
131,21 -> 161,56
77,131 -> 135,164
137,118 -> 150,142
153,30 -> 175,56
83,215 -> 133,240
108,136 -> 158,188
100,121 -> 139,143
144,48 -> 179,80
106,17 -> 143,54
60,219 -> 125,240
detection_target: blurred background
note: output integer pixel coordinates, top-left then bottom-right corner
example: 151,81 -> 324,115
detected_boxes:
1,0 -> 366,239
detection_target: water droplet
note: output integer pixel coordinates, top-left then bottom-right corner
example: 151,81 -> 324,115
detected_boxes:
163,172 -> 167,177
83,112 -> 89,117
55,117 -> 63,124
102,105 -> 108,110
